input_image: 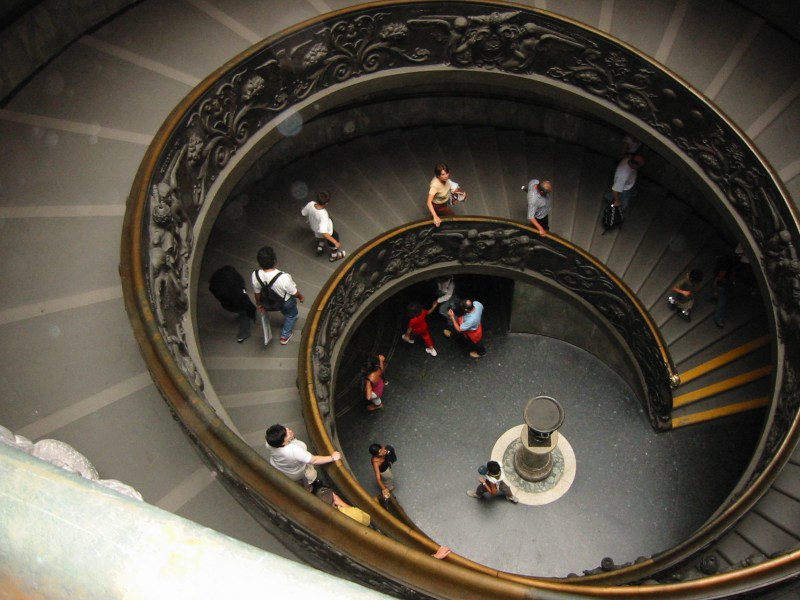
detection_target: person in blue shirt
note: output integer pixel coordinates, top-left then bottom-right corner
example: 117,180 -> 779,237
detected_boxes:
444,298 -> 486,358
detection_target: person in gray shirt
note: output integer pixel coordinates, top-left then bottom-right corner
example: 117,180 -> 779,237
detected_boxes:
525,179 -> 553,236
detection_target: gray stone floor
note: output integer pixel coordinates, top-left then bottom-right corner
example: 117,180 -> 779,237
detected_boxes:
337,319 -> 760,577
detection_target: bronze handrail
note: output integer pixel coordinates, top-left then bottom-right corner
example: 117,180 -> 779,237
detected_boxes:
121,1 -> 800,595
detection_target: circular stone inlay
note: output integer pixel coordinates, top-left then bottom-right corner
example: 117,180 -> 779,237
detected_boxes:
491,425 -> 576,506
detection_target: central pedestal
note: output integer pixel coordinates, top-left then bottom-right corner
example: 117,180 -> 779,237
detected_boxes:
514,396 -> 565,483
514,430 -> 559,482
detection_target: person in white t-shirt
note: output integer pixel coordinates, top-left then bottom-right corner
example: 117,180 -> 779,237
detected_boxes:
606,154 -> 644,212
466,460 -> 518,503
252,246 -> 304,345
265,424 -> 341,491
301,191 -> 346,262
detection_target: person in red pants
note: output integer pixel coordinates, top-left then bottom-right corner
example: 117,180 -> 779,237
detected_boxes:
402,300 -> 439,357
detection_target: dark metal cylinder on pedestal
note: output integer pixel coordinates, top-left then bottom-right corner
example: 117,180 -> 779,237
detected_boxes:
514,396 -> 565,482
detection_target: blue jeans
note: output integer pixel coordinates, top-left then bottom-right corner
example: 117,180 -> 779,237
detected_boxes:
280,297 -> 298,339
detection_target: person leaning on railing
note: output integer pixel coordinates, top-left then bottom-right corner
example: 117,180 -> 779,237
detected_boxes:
265,424 -> 340,491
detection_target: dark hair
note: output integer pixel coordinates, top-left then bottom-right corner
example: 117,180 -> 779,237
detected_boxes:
406,301 -> 423,318
265,424 -> 287,448
486,461 -> 501,477
461,299 -> 474,312
689,269 -> 704,283
369,443 -> 382,456
364,357 -> 381,375
538,180 -> 552,197
630,154 -> 645,168
257,246 -> 277,269
315,486 -> 334,506
317,190 -> 331,204
434,162 -> 449,176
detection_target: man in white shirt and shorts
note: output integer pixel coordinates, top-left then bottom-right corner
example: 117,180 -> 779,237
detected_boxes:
301,191 -> 346,262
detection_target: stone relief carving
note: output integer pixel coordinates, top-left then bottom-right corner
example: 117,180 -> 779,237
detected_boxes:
147,146 -> 201,391
312,222 -> 672,428
548,48 -> 660,125
439,227 -> 560,266
409,10 -> 585,70
132,2 -> 800,581
227,479 -> 433,599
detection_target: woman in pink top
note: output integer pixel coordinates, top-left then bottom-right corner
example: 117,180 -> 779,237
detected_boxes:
364,354 -> 386,411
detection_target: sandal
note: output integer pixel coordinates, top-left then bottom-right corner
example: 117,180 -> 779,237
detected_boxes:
330,249 -> 346,262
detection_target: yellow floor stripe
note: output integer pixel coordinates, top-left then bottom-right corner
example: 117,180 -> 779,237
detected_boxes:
672,365 -> 772,408
671,397 -> 770,429
679,335 -> 771,384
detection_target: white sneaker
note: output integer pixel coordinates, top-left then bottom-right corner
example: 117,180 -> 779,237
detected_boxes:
425,347 -> 437,357
401,334 -> 414,344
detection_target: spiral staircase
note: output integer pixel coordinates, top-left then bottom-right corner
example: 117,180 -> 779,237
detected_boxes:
2,1 -> 800,598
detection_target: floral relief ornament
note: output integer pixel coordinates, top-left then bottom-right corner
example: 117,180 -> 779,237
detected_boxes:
297,13 -> 429,91
409,11 -> 585,71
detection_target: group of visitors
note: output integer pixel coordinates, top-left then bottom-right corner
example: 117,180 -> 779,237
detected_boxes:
264,424 -> 453,555
210,131 -> 747,344
208,140 -> 647,345
210,142 -> 750,548
207,189 -> 346,345
265,419 -> 514,542
402,285 -> 487,360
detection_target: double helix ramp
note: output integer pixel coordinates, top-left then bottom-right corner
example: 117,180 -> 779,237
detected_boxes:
3,0 -> 799,590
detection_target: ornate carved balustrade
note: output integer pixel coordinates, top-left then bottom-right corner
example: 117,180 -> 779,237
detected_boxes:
121,1 -> 800,595
304,218 -> 671,430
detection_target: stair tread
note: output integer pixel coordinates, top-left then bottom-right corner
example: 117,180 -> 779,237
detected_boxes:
774,463 -> 800,501
755,490 -> 800,538
734,512 -> 800,556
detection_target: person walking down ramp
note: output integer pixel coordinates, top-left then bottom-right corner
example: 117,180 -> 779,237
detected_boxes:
605,154 -> 644,212
444,298 -> 486,358
301,190 -> 346,262
667,269 -> 703,322
466,460 -> 519,503
252,246 -> 304,345
369,443 -> 398,499
363,354 -> 387,412
208,265 -> 257,343
524,178 -> 553,237
426,162 -> 467,227
402,300 -> 439,357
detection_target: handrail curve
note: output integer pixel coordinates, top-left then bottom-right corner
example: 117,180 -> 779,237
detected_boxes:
121,0 -> 800,595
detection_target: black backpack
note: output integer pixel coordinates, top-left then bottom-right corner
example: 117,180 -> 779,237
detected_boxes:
254,271 -> 286,311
